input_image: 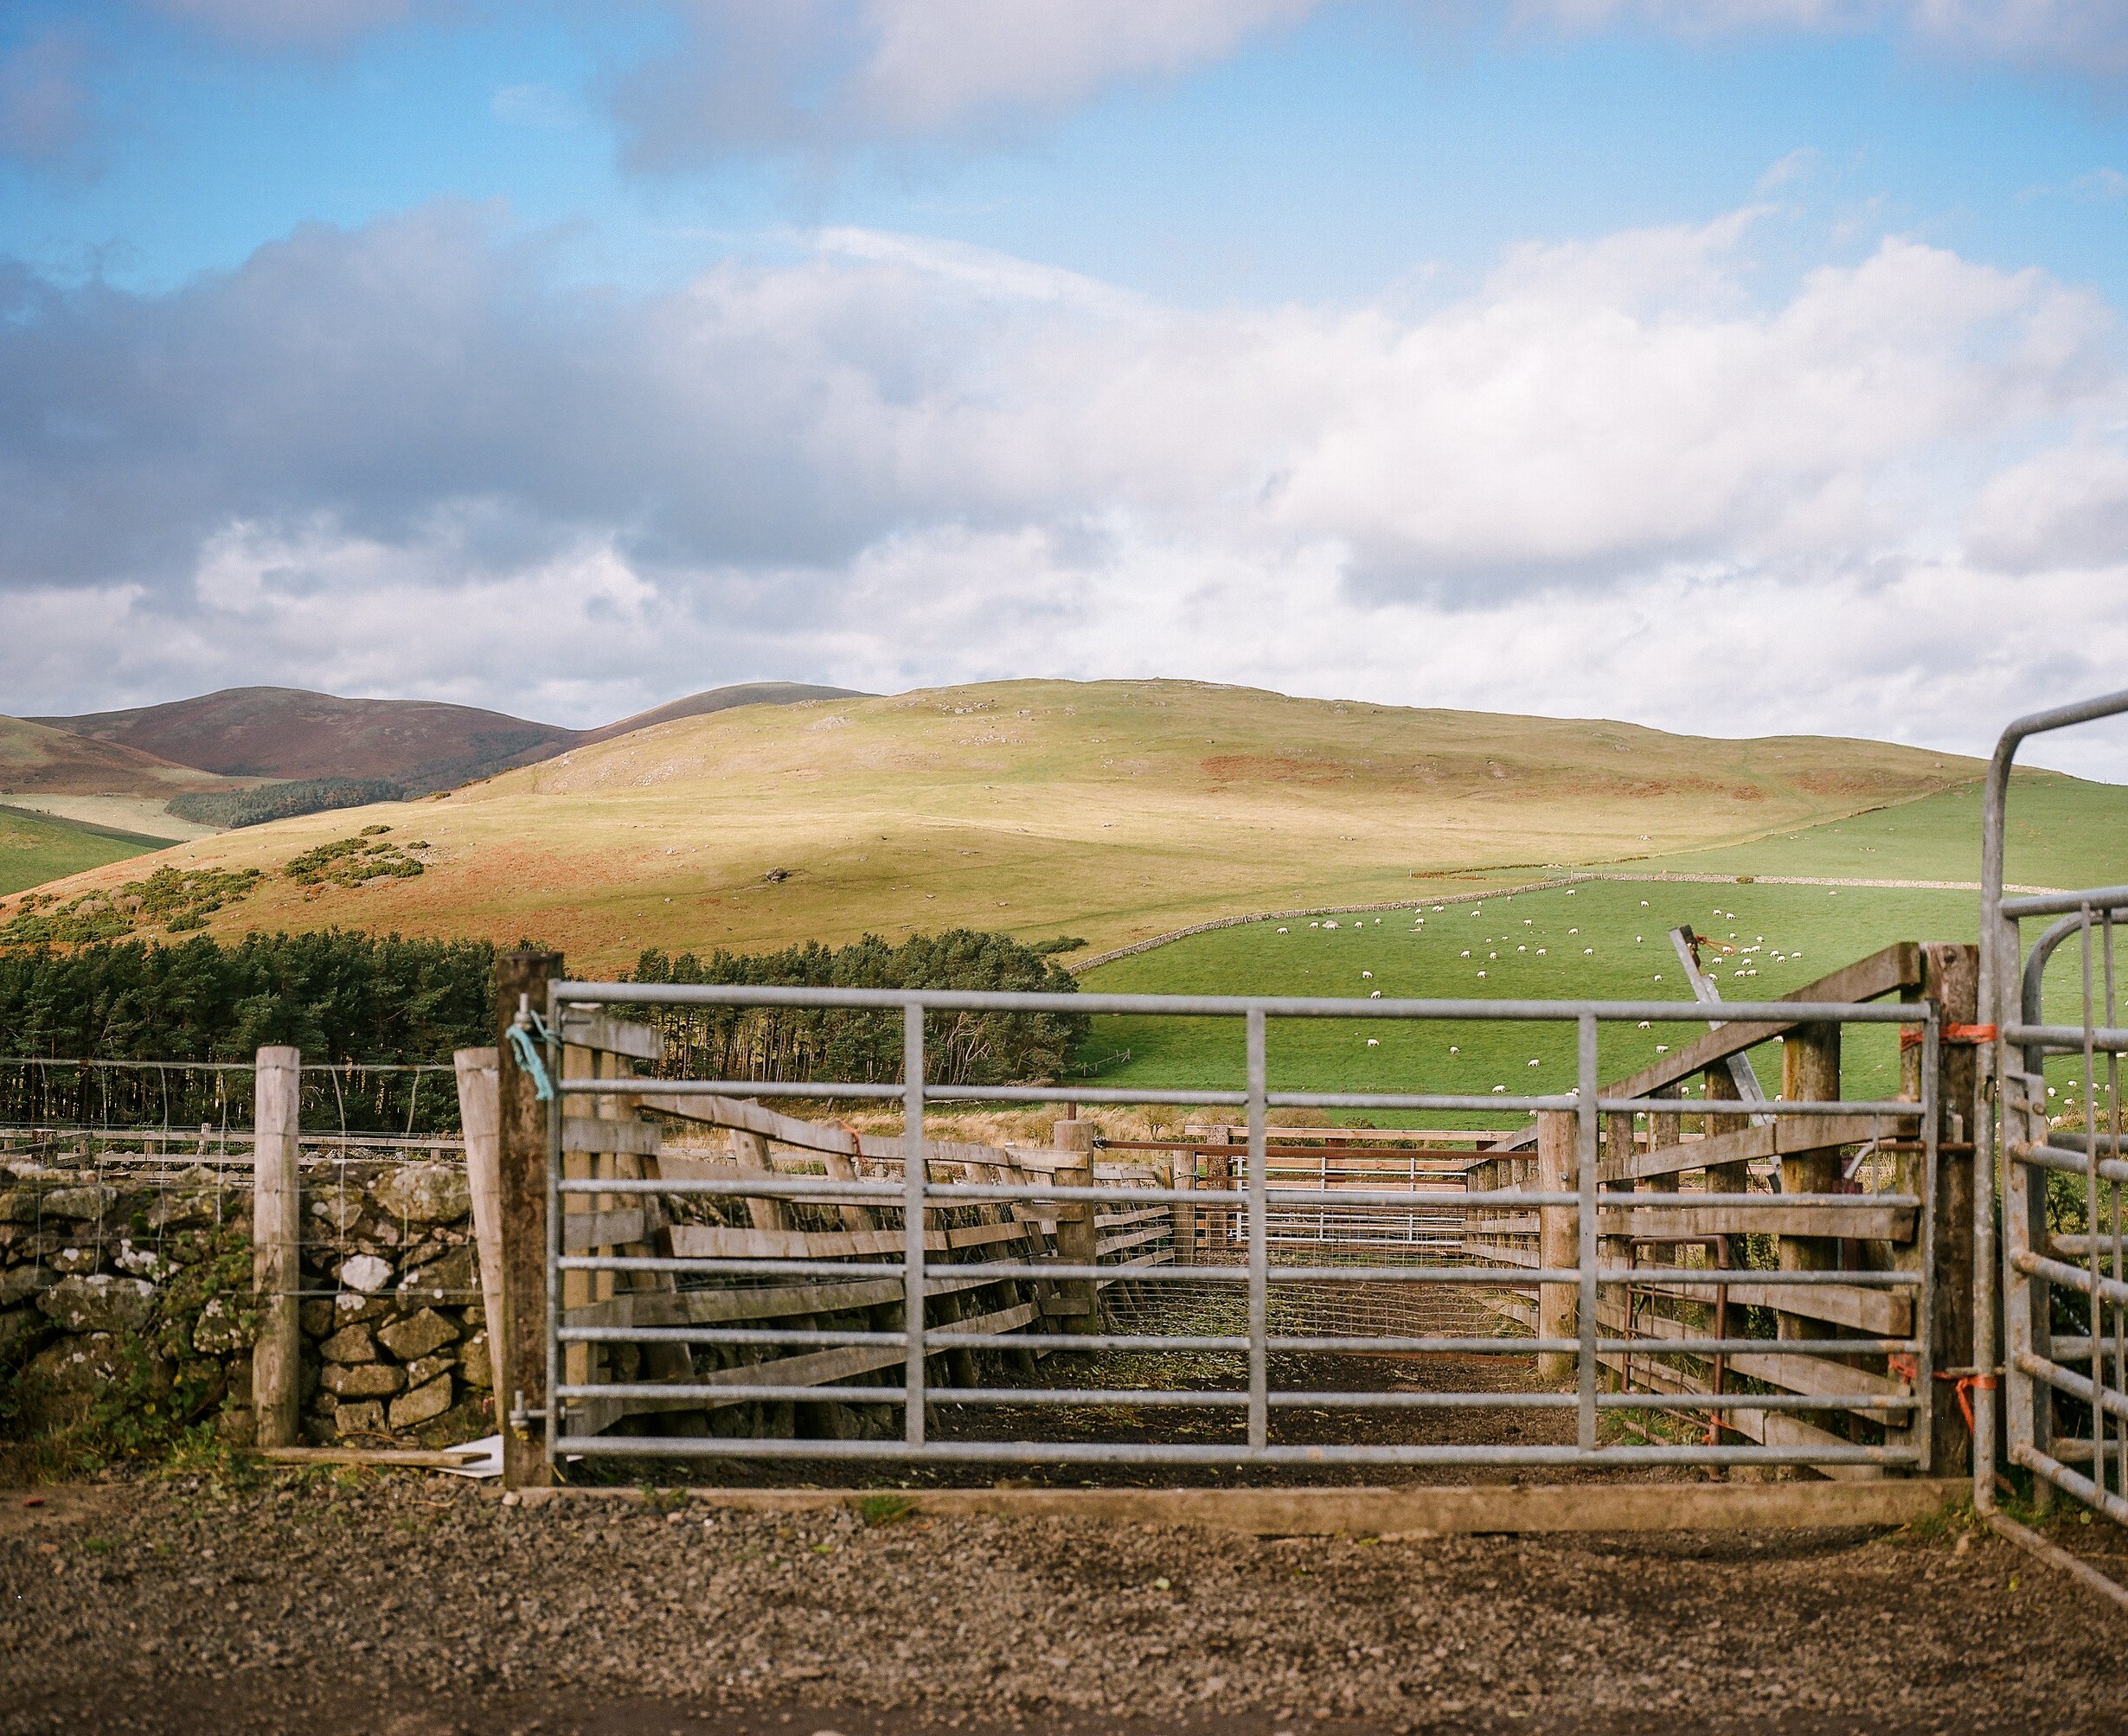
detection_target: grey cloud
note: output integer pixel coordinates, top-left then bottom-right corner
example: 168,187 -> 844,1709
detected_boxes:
0,26 -> 95,170
608,0 -> 1319,171
141,0 -> 430,51
0,204 -> 966,592
1521,2 -> 2128,77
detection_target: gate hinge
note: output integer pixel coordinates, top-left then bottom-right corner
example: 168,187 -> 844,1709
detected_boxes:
509,1389 -> 548,1438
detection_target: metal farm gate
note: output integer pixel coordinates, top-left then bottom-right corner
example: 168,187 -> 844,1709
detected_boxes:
516,977 -> 1948,1477
467,688 -> 2128,1525
1980,687 -> 2128,1528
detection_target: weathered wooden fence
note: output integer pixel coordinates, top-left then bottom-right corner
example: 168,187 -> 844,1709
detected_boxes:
1462,941 -> 1977,1475
464,1002 -> 1175,1453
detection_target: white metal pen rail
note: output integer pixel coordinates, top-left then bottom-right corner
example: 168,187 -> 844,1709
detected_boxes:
1979,685 -> 2128,1528
540,979 -> 1938,1473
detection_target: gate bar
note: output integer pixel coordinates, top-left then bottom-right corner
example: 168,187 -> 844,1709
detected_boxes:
1978,683 -> 2128,1546
1247,1007 -> 1269,1454
902,1003 -> 925,1450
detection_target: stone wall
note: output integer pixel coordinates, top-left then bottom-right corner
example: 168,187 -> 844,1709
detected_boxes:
0,1146 -> 495,1451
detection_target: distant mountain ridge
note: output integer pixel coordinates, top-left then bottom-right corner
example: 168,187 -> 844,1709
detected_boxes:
29,681 -> 866,795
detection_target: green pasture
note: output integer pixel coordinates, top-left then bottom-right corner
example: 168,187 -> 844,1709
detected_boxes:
1078,881 -> 1975,1125
1638,772 -> 2128,894
0,804 -> 174,896
1078,765 -> 2128,1126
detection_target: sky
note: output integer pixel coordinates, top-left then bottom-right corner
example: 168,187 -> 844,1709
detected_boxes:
3,2 -> 2128,778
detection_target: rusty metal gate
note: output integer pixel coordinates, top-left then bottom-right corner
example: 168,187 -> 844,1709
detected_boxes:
535,977 -> 1943,1474
1980,687 -> 2128,1522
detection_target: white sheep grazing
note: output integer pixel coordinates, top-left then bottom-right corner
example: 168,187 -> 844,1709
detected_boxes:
1362,970 -> 1372,978
1369,990 -> 1381,998
1367,1037 -> 1380,1047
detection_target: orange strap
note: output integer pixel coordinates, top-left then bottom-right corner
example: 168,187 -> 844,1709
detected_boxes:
1936,1370 -> 1998,1434
1900,1022 -> 1998,1050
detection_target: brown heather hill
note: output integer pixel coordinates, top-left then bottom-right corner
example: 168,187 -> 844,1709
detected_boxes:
31,681 -> 865,795
31,687 -> 577,793
0,714 -> 231,798
9,679 -> 1987,973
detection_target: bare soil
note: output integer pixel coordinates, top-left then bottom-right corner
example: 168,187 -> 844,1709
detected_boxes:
4,1472 -> 2126,1736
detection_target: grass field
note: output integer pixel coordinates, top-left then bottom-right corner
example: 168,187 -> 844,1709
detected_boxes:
0,679 -> 1997,969
1078,766 -> 2128,1121
1079,878 -> 1974,1122
1636,774 -> 2128,894
0,804 -> 182,895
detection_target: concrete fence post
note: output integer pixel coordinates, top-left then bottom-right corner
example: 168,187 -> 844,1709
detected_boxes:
250,1045 -> 302,1449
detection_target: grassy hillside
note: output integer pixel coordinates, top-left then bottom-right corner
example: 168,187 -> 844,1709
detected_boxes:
0,680 -> 1988,970
0,804 -> 180,895
0,714 -> 229,800
1636,774 -> 2128,894
1079,775 -> 2128,1114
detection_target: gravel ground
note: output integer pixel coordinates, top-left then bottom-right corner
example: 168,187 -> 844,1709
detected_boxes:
4,1474 -> 2127,1735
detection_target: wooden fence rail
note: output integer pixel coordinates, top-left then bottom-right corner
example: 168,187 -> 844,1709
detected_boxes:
1461,940 -> 1977,1478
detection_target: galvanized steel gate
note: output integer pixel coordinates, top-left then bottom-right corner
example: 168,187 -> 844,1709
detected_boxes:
538,979 -> 1944,1475
1979,687 -> 2128,1524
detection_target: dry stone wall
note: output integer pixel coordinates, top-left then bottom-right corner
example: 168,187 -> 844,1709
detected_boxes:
0,1145 -> 495,1452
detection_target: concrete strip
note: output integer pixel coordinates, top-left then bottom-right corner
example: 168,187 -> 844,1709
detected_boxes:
503,1478 -> 1965,1534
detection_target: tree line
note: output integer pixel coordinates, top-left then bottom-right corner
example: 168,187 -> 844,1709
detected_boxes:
625,929 -> 1085,1087
0,926 -> 1083,1130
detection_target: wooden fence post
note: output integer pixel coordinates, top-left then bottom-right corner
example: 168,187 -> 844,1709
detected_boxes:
1536,1110 -> 1577,1385
496,950 -> 561,1489
1901,943 -> 1978,1475
453,1047 -> 508,1397
1599,1111 -> 1635,1390
1173,1143 -> 1198,1266
1053,1118 -> 1099,1336
250,1045 -> 302,1450
1779,1025 -> 1843,1344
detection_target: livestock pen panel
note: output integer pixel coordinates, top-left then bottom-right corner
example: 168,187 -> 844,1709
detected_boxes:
528,978 -> 1944,1477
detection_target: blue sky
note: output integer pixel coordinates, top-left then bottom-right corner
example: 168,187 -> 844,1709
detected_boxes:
3,2 -> 2127,775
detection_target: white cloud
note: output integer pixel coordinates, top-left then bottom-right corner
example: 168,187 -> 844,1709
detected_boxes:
4,202 -> 2127,773
612,0 -> 1320,166
1520,0 -> 2128,73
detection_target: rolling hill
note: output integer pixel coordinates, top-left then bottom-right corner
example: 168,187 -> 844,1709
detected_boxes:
29,681 -> 869,797
2,678 -> 2021,972
0,714 -> 229,799
577,682 -> 868,745
0,804 -> 185,895
31,687 -> 579,793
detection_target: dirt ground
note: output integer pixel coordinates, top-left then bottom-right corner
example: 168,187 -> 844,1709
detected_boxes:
4,1472 -> 2127,1735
